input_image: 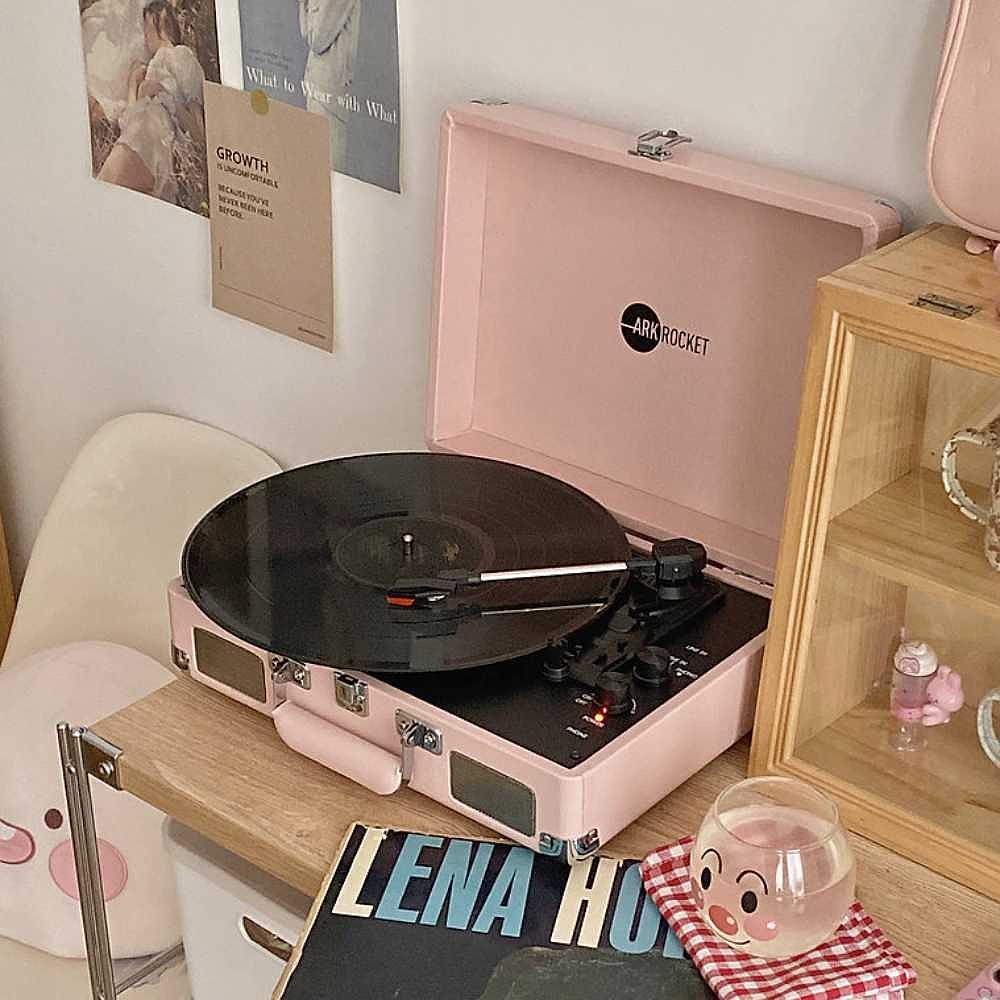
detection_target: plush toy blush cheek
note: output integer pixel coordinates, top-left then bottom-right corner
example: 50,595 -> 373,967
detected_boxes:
744,913 -> 780,941
49,838 -> 128,902
0,820 -> 36,865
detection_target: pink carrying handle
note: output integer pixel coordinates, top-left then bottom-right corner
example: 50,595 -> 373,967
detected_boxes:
941,424 -> 999,525
273,703 -> 402,795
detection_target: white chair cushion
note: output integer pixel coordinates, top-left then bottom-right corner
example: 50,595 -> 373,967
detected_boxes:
2,412 -> 279,668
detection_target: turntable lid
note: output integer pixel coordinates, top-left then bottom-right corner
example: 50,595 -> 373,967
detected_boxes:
426,103 -> 900,583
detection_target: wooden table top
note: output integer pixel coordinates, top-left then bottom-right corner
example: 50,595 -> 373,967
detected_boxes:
94,678 -> 999,999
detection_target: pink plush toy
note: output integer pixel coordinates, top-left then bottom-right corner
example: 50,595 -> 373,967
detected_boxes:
0,641 -> 180,958
922,664 -> 965,726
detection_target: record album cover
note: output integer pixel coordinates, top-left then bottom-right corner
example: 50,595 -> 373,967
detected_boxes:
238,0 -> 400,193
275,825 -> 713,1000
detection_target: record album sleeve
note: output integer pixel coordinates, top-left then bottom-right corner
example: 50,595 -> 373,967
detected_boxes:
274,824 -> 713,999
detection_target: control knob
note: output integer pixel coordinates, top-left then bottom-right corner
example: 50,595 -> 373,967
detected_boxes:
594,673 -> 632,716
633,647 -> 674,687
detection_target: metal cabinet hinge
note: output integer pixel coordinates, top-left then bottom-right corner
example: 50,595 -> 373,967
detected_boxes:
270,656 -> 311,690
912,293 -> 978,320
630,128 -> 692,162
334,673 -> 369,716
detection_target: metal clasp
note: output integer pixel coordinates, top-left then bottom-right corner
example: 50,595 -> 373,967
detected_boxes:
270,656 -> 311,691
334,673 -> 369,716
395,710 -> 443,785
630,129 -> 692,162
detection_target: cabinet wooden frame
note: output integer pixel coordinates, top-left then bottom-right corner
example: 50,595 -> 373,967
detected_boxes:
0,511 -> 13,659
750,225 -> 1000,902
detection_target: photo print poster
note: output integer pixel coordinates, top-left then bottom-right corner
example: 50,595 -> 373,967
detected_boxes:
80,0 -> 221,215
238,0 -> 400,193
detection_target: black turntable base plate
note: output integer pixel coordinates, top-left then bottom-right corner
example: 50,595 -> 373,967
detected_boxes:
182,452 -> 630,672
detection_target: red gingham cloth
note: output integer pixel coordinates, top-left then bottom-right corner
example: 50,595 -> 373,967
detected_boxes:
640,837 -> 916,1000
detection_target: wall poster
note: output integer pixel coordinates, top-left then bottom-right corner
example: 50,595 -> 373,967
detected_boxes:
204,83 -> 334,351
238,0 -> 400,193
80,0 -> 221,215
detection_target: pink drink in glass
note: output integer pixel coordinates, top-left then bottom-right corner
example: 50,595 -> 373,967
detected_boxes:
693,778 -> 856,958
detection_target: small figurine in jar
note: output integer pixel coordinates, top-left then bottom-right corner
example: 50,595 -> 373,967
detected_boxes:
889,637 -> 965,751
890,639 -> 938,751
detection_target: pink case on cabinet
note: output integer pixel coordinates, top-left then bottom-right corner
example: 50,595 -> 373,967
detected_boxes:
928,0 -> 1000,241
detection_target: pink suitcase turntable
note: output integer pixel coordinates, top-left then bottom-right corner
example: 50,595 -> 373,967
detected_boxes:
169,103 -> 899,861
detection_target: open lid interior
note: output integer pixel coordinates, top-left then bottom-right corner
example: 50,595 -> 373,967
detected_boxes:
427,104 -> 899,583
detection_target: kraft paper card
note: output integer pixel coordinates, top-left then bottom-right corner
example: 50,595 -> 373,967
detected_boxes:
205,82 -> 334,351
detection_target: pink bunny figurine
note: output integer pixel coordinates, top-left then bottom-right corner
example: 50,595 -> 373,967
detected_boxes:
922,665 -> 965,726
963,238 -> 1000,317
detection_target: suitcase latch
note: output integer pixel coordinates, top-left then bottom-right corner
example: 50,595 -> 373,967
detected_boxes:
334,673 -> 369,715
631,129 -> 692,161
396,711 -> 443,785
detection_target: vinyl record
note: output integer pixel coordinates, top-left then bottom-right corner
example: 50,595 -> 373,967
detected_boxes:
182,453 -> 630,672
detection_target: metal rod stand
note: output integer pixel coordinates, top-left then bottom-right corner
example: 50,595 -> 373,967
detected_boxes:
58,723 -> 117,1000
56,723 -> 185,1000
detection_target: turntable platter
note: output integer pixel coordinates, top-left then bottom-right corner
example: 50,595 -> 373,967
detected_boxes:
182,453 -> 630,672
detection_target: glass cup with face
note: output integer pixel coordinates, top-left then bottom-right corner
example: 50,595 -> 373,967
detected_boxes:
692,777 -> 856,958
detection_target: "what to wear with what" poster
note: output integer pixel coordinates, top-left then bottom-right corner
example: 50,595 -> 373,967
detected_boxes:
238,0 -> 400,193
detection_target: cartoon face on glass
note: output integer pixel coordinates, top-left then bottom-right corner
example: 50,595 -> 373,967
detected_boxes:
692,777 -> 856,959
691,845 -> 782,950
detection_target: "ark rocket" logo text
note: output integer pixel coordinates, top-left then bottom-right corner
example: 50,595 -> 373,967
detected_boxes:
619,302 -> 710,357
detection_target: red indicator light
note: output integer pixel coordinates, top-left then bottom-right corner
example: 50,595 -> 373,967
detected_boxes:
386,595 -> 416,607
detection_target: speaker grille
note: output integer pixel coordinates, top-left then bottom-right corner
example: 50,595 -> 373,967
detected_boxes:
193,628 -> 267,703
450,752 -> 536,836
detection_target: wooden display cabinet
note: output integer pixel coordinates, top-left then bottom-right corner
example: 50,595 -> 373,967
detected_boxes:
751,225 -> 1000,901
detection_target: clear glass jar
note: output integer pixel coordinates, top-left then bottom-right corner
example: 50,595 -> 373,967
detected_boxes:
692,776 -> 856,958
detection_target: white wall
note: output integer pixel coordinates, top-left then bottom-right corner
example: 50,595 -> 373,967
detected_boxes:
0,0 -> 949,581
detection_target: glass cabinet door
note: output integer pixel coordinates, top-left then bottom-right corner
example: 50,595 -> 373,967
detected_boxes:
790,334 -> 1000,861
